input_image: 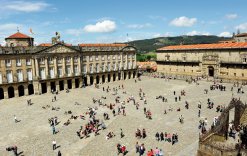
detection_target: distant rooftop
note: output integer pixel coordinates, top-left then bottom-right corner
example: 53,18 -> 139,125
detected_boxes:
78,43 -> 128,47
157,42 -> 247,51
6,32 -> 33,39
235,33 -> 247,37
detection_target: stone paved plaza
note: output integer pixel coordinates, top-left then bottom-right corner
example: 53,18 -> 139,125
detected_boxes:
1,76 -> 247,156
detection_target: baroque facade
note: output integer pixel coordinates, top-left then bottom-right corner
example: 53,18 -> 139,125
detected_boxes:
0,32 -> 137,99
156,42 -> 247,81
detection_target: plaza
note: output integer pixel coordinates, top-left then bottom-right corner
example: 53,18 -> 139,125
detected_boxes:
0,76 -> 246,156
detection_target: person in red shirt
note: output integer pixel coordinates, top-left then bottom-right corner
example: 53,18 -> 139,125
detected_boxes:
147,149 -> 154,156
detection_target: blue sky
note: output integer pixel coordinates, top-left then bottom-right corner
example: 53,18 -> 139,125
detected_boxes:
0,0 -> 247,45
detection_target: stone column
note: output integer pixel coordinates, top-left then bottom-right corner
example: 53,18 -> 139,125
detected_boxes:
78,56 -> 82,75
63,57 -> 66,77
64,79 -> 68,89
45,57 -> 49,78
4,88 -> 8,99
54,57 -> 58,78
25,87 -> 29,96
14,86 -> 18,97
35,58 -> 39,77
32,58 -> 36,79
72,79 -> 75,89
55,81 -> 59,91
71,57 -> 74,76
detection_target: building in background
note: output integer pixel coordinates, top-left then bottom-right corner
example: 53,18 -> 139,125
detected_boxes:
156,41 -> 247,81
0,32 -> 137,99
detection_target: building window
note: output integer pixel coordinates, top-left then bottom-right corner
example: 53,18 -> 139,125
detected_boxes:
74,56 -> 78,63
58,67 -> 63,78
17,70 -> 23,82
83,56 -> 87,62
74,65 -> 79,75
234,73 -> 236,77
49,67 -> 55,78
89,64 -> 93,73
40,68 -> 46,80
27,69 -> 32,81
107,55 -> 111,60
57,57 -> 62,64
96,63 -> 99,73
16,59 -> 22,67
83,65 -> 87,74
95,55 -> 99,61
128,61 -> 132,69
107,63 -> 111,71
5,59 -> 11,67
89,56 -> 93,62
118,55 -> 121,60
66,56 -> 71,63
66,66 -> 71,76
48,57 -> 53,65
243,58 -> 247,63
101,56 -> 105,61
118,62 -> 121,70
39,58 -> 45,64
6,70 -> 13,83
26,59 -> 32,66
113,55 -> 116,60
242,73 -> 244,77
102,63 -> 105,72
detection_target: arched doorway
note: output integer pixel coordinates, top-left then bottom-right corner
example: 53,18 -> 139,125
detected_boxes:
128,72 -> 131,79
96,76 -> 100,84
8,86 -> 15,98
59,80 -> 64,90
124,72 -> 127,80
208,66 -> 214,77
50,81 -> 56,92
18,85 -> 25,97
0,88 -> 4,99
41,82 -> 47,94
113,74 -> 116,81
133,71 -> 136,78
75,79 -> 80,88
67,79 -> 72,89
28,84 -> 34,95
108,74 -> 111,82
102,75 -> 105,83
83,76 -> 88,86
118,72 -> 121,80
90,76 -> 94,85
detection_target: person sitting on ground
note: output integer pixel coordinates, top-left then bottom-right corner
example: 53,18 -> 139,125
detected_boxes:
106,131 -> 115,140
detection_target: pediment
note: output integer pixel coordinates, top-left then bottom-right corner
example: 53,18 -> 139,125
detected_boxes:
38,44 -> 79,54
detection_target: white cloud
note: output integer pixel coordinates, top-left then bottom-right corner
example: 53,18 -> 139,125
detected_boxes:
218,32 -> 232,37
235,23 -> 247,32
186,30 -> 210,36
170,16 -> 197,27
225,14 -> 238,20
3,1 -> 49,12
153,32 -> 173,38
0,23 -> 21,32
127,23 -> 152,29
83,20 -> 116,33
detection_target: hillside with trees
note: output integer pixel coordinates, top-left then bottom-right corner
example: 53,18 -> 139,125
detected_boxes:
127,35 -> 231,53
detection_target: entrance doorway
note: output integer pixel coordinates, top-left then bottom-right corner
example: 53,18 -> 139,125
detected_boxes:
28,84 -> 34,95
50,81 -> 56,92
67,79 -> 72,89
75,79 -> 80,88
113,74 -> 116,81
208,66 -> 214,77
83,76 -> 88,86
96,76 -> 100,84
59,80 -> 64,91
118,73 -> 121,80
124,72 -> 127,80
18,85 -> 25,97
102,75 -> 105,83
128,72 -> 131,79
108,74 -> 111,82
0,88 -> 4,99
90,76 -> 94,85
8,86 -> 15,98
41,82 -> 47,94
133,71 -> 136,78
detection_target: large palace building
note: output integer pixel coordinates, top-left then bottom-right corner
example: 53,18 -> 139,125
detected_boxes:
0,32 -> 137,99
156,33 -> 247,82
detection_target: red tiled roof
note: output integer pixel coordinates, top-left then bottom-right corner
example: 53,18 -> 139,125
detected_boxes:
6,32 -> 32,39
157,42 -> 247,51
79,43 -> 128,47
38,43 -> 72,47
235,33 -> 247,37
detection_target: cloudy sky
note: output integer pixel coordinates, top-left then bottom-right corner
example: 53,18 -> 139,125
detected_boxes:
0,0 -> 247,45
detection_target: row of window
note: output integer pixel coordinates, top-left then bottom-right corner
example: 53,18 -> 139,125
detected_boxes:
87,54 -> 135,62
0,69 -> 32,84
86,62 -> 135,73
5,59 -> 32,67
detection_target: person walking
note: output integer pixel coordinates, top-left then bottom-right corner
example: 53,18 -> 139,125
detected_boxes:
52,126 -> 56,135
14,115 -> 18,123
120,128 -> 124,138
57,150 -> 61,156
135,142 -> 139,153
52,140 -> 56,150
159,149 -> 164,156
